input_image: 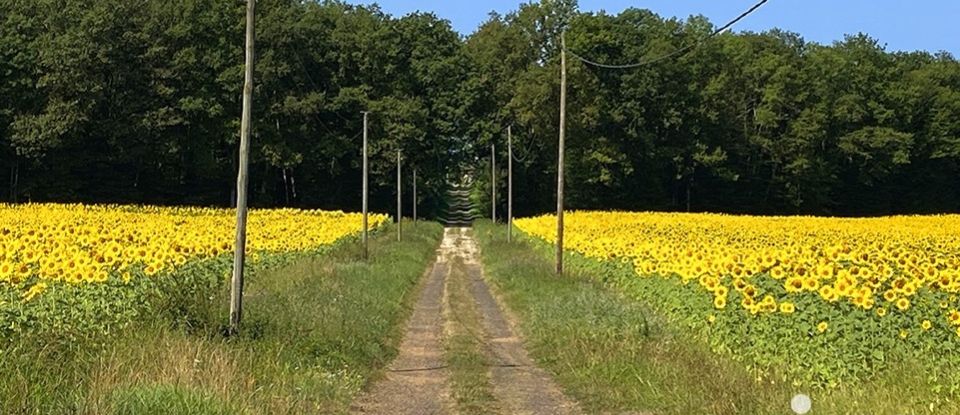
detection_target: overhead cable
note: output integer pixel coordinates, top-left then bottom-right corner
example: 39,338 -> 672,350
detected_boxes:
567,0 -> 770,69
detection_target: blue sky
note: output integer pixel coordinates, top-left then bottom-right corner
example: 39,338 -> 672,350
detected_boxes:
349,1 -> 959,55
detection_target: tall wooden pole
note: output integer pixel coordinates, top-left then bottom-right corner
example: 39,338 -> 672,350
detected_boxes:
362,111 -> 369,260
397,150 -> 402,242
9,157 -> 18,203
507,125 -> 513,243
491,143 -> 496,223
229,0 -> 255,334
556,31 -> 566,275
413,169 -> 417,224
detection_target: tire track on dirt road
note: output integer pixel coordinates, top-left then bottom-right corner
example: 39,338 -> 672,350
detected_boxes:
354,227 -> 581,415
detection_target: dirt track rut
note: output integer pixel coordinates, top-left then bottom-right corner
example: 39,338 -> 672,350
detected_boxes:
353,227 -> 580,415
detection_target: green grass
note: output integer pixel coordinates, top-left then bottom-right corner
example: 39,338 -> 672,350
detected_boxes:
0,220 -> 442,414
107,384 -> 235,415
474,220 -> 960,415
473,221 -> 793,415
444,258 -> 498,414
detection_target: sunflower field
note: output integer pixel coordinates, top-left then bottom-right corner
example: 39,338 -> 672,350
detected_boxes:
0,203 -> 387,338
517,211 -> 960,390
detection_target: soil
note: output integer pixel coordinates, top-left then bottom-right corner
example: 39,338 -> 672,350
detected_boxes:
352,227 -> 581,415
351,230 -> 454,414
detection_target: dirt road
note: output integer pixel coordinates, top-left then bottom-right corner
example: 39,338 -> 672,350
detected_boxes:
353,227 -> 580,415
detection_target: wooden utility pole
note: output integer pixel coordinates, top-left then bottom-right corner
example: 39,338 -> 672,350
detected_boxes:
556,31 -> 567,275
413,169 -> 417,224
507,125 -> 513,243
397,150 -> 402,242
229,0 -> 255,335
362,111 -> 369,260
9,158 -> 18,203
491,143 -> 496,223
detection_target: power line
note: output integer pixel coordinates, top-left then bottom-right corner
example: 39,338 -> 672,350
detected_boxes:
567,0 -> 771,70
567,43 -> 692,69
712,0 -> 770,37
492,123 -> 535,163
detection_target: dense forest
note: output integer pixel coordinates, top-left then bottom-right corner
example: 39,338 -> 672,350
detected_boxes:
2,0 -> 959,217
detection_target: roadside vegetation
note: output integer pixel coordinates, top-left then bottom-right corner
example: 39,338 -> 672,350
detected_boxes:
474,220 -> 960,415
444,258 -> 499,414
5,1 -> 959,219
0,221 -> 442,415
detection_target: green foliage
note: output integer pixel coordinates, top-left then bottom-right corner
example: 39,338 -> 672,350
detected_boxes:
0,221 -> 443,414
464,5 -> 960,217
0,257 -> 221,346
599,259 -> 960,392
0,242 -> 342,347
472,221 -> 789,414
481,221 -> 960,413
0,0 -> 468,215
108,384 -> 237,415
445,259 -> 498,414
514,228 -> 960,404
1,0 -> 959,215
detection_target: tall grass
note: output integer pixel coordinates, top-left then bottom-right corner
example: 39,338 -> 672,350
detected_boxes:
0,221 -> 442,414
473,221 -> 792,414
474,220 -> 960,414
444,258 -> 498,414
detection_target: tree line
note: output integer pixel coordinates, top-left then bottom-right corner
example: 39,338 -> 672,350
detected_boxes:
2,0 -> 959,217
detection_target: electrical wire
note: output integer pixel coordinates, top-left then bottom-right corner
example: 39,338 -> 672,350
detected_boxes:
567,0 -> 771,69
567,43 -> 695,69
491,123 -> 534,163
509,127 -> 534,164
